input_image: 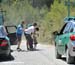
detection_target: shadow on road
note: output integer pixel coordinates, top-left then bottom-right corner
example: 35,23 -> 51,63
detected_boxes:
11,49 -> 28,52
0,54 -> 14,62
11,49 -> 43,52
61,57 -> 66,62
27,49 -> 44,52
61,57 -> 75,65
69,64 -> 75,65
34,49 -> 43,51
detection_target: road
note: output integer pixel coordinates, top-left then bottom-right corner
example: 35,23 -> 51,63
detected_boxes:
0,41 -> 75,65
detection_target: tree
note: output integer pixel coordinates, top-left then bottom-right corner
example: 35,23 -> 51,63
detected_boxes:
31,0 -> 54,8
0,0 -> 2,3
39,0 -> 67,43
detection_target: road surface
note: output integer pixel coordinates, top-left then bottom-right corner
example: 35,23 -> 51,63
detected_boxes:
0,41 -> 74,65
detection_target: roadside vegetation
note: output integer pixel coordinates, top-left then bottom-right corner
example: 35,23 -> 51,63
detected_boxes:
0,0 -> 75,44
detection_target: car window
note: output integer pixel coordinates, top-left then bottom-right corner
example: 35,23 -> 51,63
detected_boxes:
63,22 -> 73,33
59,23 -> 67,34
70,23 -> 75,32
69,27 -> 73,32
6,26 -> 16,33
63,21 -> 75,33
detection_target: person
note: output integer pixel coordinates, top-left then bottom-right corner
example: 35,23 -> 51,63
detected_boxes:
24,23 -> 37,50
16,21 -> 25,51
0,25 -> 10,45
32,27 -> 39,49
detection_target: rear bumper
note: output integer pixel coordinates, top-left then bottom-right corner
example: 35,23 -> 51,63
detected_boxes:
69,49 -> 75,56
69,42 -> 75,56
0,46 -> 10,55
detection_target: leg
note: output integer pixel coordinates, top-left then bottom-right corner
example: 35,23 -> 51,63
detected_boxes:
24,34 -> 30,50
17,40 -> 21,49
17,35 -> 22,51
33,38 -> 38,49
27,34 -> 33,50
25,34 -> 33,50
34,43 -> 37,49
26,41 -> 30,50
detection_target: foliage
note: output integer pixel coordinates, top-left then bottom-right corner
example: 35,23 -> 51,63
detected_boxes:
39,0 -> 67,43
1,0 -> 75,44
1,0 -> 42,25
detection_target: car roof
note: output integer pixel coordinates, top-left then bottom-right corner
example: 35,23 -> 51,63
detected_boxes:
64,16 -> 75,23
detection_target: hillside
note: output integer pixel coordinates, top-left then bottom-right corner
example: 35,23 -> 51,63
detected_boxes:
0,0 -> 75,43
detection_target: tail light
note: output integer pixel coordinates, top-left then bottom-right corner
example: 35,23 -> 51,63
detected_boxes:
70,35 -> 75,41
0,40 -> 8,46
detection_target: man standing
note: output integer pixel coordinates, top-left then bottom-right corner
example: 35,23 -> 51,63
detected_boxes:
16,21 -> 25,51
24,23 -> 37,50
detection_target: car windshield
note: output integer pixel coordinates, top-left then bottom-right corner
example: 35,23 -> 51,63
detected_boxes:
64,17 -> 75,23
63,21 -> 75,33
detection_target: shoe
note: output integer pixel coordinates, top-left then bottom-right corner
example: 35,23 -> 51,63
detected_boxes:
27,48 -> 31,51
10,49 -> 13,52
27,48 -> 29,50
17,48 -> 22,51
29,48 -> 34,51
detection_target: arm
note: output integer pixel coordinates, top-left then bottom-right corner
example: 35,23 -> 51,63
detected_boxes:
3,26 -> 8,35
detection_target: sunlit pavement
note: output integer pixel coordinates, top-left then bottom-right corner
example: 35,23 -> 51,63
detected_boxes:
0,40 -> 74,65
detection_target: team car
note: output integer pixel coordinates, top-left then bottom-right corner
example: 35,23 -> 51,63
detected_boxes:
53,17 -> 75,64
0,10 -> 17,57
0,25 -> 17,57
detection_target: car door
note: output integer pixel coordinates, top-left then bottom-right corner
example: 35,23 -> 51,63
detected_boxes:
57,34 -> 69,55
56,23 -> 69,55
5,26 -> 17,45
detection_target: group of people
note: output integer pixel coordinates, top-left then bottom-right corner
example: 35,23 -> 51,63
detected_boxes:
16,21 -> 39,51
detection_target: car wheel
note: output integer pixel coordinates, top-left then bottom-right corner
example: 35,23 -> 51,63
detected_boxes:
55,47 -> 61,59
66,49 -> 74,64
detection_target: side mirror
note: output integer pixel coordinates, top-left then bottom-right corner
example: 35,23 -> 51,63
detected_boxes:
52,31 -> 59,35
52,31 -> 59,39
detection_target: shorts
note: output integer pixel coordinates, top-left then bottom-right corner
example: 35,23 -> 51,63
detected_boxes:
16,34 -> 22,42
24,33 -> 33,44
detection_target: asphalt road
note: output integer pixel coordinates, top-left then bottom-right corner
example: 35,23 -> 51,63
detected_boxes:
0,41 -> 75,65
